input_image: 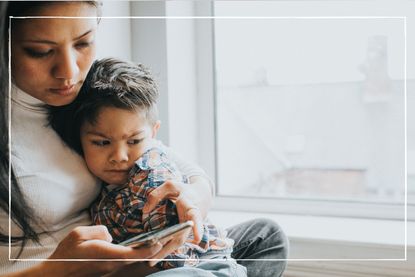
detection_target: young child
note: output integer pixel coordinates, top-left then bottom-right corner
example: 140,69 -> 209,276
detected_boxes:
48,58 -> 238,271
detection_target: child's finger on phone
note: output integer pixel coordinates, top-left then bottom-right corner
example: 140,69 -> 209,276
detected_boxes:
175,198 -> 203,243
185,207 -> 203,243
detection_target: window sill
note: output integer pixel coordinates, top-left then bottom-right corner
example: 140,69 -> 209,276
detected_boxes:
209,210 -> 415,258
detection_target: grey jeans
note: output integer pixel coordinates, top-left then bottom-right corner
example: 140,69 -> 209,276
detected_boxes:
147,218 -> 288,277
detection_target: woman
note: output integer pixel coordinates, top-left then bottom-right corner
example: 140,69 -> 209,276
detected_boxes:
0,1 -> 288,276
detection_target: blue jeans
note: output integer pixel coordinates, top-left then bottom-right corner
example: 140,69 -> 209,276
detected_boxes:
228,218 -> 288,277
148,218 -> 288,277
148,258 -> 246,277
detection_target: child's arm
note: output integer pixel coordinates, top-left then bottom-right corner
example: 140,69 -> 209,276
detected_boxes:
161,145 -> 214,217
142,147 -> 212,243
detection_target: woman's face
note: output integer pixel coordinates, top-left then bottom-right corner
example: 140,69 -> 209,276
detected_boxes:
11,2 -> 98,106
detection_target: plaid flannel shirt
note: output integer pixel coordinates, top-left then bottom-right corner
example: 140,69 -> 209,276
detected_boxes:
90,147 -> 233,269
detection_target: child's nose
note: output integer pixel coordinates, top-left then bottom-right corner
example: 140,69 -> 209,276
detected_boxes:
109,147 -> 129,163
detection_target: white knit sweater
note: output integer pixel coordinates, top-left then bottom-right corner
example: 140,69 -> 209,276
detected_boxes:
0,85 -> 207,274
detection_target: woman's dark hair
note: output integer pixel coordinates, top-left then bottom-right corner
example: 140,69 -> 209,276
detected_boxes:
48,57 -> 159,155
0,1 -> 40,255
0,1 -> 102,258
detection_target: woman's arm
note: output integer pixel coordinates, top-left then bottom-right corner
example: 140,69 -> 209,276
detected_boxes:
164,146 -> 214,196
1,226 -> 163,277
2,264 -> 41,277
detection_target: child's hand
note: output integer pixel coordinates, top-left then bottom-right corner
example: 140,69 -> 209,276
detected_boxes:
176,199 -> 204,244
142,180 -> 204,244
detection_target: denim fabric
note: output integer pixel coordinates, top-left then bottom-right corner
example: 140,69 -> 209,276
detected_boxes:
146,218 -> 288,277
227,218 -> 289,277
147,259 -> 247,277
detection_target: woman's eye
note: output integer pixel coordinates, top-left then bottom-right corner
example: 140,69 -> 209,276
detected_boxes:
127,139 -> 143,145
92,140 -> 110,147
75,41 -> 93,50
24,48 -> 53,58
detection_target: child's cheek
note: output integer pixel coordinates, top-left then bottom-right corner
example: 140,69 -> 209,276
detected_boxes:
84,153 -> 98,175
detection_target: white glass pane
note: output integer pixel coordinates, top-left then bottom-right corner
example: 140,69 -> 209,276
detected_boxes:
214,14 -> 406,203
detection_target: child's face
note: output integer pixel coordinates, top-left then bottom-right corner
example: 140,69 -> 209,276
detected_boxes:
80,106 -> 160,186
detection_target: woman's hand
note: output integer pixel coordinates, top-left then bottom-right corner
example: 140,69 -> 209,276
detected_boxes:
142,177 -> 211,245
38,225 -> 163,277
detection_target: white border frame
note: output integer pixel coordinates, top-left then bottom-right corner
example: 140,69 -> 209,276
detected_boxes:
8,14 -> 408,262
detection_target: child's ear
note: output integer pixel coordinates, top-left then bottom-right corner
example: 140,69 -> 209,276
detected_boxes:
151,120 -> 161,138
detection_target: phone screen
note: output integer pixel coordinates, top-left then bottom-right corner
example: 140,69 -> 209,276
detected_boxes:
118,221 -> 194,248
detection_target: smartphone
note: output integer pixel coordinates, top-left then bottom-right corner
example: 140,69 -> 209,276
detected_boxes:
118,221 -> 194,248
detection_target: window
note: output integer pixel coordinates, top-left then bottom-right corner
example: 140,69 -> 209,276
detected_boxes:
204,1 -> 414,220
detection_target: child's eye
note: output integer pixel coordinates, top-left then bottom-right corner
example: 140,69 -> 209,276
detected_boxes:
92,140 -> 110,147
127,139 -> 143,145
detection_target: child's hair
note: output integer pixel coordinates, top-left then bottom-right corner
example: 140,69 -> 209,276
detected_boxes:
48,57 -> 159,155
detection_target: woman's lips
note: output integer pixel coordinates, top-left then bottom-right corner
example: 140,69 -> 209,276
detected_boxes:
49,84 -> 76,96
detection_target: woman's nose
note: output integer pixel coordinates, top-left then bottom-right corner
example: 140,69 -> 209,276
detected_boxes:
109,146 -> 129,164
52,48 -> 79,81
